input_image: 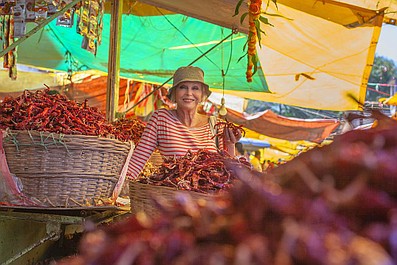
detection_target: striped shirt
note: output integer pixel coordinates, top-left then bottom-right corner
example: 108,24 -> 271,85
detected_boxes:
127,108 -> 223,179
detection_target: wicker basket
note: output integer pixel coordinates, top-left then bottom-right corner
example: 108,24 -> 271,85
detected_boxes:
129,181 -> 218,218
2,130 -> 133,208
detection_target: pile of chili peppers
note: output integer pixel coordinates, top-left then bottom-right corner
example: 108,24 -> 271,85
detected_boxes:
56,112 -> 397,265
0,88 -> 145,143
137,149 -> 250,194
112,118 -> 146,143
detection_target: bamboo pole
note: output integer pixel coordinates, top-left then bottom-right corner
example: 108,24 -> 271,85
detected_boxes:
106,0 -> 123,123
0,0 -> 81,58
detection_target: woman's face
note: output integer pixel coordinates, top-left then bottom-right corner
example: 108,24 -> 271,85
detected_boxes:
174,81 -> 204,111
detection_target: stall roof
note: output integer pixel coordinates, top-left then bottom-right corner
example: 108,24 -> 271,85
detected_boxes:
9,0 -> 397,111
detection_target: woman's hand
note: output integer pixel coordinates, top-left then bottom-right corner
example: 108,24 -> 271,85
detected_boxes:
223,127 -> 242,156
224,127 -> 241,144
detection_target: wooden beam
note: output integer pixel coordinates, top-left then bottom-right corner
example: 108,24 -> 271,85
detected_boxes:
106,0 -> 123,122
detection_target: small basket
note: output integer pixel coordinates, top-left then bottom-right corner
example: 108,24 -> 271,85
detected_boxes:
2,130 -> 133,208
129,181 -> 217,218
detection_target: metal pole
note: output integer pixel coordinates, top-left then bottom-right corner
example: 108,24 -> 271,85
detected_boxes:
106,0 -> 123,122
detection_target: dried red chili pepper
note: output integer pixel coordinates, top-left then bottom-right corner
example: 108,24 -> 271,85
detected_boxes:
0,88 -> 143,142
136,149 -> 250,194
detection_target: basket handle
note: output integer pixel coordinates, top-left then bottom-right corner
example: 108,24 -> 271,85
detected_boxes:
111,141 -> 135,202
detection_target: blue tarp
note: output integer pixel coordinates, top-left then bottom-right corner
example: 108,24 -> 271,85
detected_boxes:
239,137 -> 270,149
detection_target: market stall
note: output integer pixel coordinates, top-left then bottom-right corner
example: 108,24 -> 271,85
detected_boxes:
1,1 -> 397,264
54,112 -> 397,265
4,0 -> 397,112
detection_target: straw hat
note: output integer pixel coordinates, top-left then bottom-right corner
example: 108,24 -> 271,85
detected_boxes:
167,66 -> 211,100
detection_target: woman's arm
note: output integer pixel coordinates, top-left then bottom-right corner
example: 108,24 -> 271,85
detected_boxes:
127,112 -> 160,179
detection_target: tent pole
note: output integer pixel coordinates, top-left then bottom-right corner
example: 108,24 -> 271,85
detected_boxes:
106,0 -> 123,122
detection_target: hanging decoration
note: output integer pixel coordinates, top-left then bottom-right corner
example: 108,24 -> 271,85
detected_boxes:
0,0 -> 104,80
76,0 -> 104,55
234,0 -> 277,82
219,70 -> 228,116
0,2 -> 18,80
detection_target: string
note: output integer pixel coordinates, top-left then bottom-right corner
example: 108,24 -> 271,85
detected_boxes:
157,8 -> 220,69
219,29 -> 235,116
222,28 -> 234,97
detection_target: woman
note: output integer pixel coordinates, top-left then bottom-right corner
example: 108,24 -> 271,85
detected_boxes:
127,66 -> 240,179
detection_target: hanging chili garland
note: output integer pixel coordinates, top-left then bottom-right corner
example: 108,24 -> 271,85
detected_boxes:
234,0 -> 277,82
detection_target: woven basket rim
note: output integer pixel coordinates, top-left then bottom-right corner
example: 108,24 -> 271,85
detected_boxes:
2,129 -> 134,208
4,129 -> 132,145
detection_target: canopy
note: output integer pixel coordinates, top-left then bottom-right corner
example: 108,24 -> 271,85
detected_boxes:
6,0 -> 397,111
137,0 -> 393,110
225,108 -> 340,143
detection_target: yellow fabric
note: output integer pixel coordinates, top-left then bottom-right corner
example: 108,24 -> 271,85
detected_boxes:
138,0 -> 390,111
244,128 -> 318,153
261,148 -> 294,163
250,156 -> 262,172
336,0 -> 397,22
379,93 -> 397,106
212,1 -> 383,111
244,128 -> 319,162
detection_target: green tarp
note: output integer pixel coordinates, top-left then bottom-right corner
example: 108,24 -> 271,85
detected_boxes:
17,13 -> 270,93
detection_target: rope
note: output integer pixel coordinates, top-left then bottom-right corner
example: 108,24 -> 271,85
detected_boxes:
6,130 -> 71,154
158,8 -> 219,69
221,28 -> 234,98
367,86 -> 390,96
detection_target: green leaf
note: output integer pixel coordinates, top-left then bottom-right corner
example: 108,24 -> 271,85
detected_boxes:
240,12 -> 248,25
242,39 -> 248,52
233,0 -> 245,17
259,16 -> 270,25
254,20 -> 263,48
261,12 -> 293,21
237,52 -> 248,63
252,55 -> 259,75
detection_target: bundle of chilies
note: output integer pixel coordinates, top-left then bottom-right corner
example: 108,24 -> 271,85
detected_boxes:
136,149 -> 251,194
57,112 -> 397,265
0,88 -> 145,143
112,117 -> 146,143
